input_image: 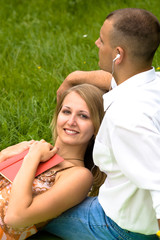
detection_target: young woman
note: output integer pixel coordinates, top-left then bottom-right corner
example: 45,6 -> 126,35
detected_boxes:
0,83 -> 106,240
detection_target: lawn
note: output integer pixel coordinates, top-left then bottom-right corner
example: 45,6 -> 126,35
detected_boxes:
0,0 -> 160,239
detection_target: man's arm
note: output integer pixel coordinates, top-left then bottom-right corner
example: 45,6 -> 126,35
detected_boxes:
57,70 -> 112,101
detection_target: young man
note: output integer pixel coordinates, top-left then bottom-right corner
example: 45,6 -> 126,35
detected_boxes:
45,8 -> 160,240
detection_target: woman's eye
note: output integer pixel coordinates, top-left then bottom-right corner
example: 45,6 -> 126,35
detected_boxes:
79,114 -> 89,119
62,110 -> 71,115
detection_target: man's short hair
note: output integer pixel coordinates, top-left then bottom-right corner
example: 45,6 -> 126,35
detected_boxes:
106,8 -> 160,63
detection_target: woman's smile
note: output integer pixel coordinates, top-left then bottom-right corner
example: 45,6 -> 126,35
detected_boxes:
64,128 -> 79,135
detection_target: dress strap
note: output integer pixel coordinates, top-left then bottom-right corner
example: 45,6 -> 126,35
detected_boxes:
37,166 -> 75,180
55,166 -> 75,174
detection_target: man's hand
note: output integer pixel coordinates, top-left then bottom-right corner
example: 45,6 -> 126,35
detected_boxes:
57,71 -> 84,102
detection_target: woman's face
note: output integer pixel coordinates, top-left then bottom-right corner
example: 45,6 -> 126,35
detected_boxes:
57,91 -> 94,147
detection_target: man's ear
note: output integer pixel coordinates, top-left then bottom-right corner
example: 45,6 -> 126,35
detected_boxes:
115,47 -> 124,64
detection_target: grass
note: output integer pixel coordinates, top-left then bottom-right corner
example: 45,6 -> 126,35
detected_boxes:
0,0 -> 160,238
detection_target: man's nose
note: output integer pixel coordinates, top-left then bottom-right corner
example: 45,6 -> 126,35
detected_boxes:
95,38 -> 100,48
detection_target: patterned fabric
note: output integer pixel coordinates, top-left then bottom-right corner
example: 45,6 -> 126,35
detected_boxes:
0,167 -> 69,240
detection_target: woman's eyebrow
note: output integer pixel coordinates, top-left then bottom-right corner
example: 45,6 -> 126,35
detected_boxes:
62,105 -> 70,109
79,110 -> 89,114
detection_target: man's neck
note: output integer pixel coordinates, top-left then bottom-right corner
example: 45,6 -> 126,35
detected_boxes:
114,66 -> 152,85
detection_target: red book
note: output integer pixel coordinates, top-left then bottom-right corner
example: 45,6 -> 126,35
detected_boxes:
0,150 -> 64,182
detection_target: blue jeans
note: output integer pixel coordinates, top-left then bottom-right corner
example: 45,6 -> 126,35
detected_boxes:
45,197 -> 158,240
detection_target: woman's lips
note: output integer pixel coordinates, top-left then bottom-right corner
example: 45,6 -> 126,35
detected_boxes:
64,128 -> 79,135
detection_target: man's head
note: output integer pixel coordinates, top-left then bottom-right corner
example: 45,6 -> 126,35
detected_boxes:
96,8 -> 160,75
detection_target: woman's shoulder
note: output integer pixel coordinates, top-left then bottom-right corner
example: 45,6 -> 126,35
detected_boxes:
57,165 -> 93,183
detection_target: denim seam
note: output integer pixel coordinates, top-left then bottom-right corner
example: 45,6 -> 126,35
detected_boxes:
107,217 -> 132,240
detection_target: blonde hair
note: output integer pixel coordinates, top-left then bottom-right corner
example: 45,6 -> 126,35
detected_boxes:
51,84 -> 106,196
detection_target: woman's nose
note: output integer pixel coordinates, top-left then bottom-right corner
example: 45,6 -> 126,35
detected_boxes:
67,115 -> 77,126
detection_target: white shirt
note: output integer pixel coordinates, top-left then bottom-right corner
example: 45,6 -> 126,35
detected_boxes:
93,68 -> 160,234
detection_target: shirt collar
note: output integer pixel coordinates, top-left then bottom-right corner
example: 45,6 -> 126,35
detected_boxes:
103,67 -> 156,111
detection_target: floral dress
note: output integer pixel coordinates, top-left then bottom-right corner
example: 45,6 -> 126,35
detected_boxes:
0,167 -> 72,240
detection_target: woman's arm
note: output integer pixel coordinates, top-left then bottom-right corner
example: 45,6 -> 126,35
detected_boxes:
4,140 -> 56,227
57,70 -> 112,101
4,141 -> 93,229
0,140 -> 34,162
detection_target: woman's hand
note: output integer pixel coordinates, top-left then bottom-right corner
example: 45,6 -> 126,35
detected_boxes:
0,140 -> 35,163
27,139 -> 58,163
